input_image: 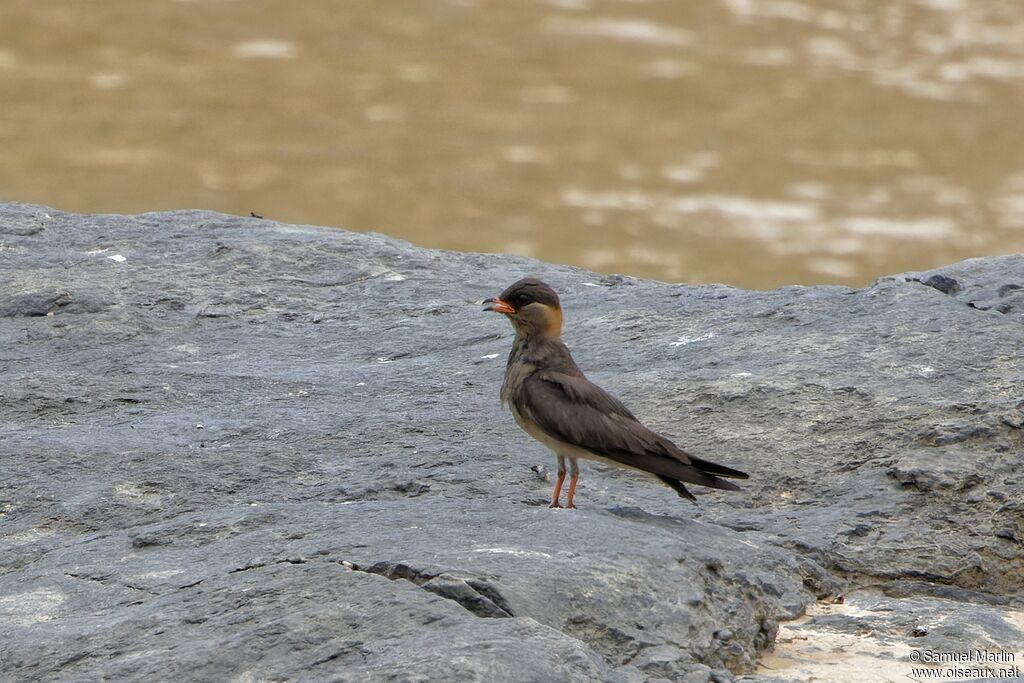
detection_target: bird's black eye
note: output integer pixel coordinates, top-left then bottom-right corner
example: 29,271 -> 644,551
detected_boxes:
511,293 -> 531,308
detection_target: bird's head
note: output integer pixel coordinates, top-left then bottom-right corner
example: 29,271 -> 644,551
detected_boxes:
483,278 -> 563,339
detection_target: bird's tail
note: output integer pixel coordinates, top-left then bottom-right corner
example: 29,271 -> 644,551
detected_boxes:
658,470 -> 742,504
687,454 -> 749,479
657,436 -> 749,480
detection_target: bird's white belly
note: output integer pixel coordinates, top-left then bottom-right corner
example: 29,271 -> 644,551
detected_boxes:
509,404 -> 631,470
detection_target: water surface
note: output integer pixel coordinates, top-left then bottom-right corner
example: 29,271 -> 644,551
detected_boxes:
2,0 -> 1022,288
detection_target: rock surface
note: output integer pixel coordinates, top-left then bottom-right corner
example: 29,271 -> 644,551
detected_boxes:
0,203 -> 1021,682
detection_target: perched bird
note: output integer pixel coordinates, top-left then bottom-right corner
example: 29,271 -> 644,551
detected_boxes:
483,277 -> 748,508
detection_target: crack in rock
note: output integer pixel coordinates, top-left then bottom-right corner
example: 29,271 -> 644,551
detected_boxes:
64,572 -> 158,596
354,560 -> 514,618
221,556 -> 514,620
229,557 -> 310,574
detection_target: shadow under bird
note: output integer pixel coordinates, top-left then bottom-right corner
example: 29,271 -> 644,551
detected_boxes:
483,277 -> 749,508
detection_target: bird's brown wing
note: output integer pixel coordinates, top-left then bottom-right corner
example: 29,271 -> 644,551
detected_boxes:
516,370 -> 747,494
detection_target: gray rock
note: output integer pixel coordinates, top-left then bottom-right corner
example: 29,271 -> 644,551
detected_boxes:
1,203 -> 1022,682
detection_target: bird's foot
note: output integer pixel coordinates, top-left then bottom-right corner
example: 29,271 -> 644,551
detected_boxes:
565,503 -> 577,509
548,502 -> 562,509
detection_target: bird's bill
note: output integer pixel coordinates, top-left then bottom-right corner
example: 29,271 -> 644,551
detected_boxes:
482,297 -> 515,314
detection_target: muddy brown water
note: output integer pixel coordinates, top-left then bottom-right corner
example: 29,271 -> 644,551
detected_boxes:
2,0 -> 1023,288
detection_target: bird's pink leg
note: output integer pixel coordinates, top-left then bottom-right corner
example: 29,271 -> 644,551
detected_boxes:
549,470 -> 566,508
565,473 -> 579,509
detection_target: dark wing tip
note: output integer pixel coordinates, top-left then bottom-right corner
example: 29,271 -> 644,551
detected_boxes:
710,477 -> 743,491
687,455 -> 750,480
659,475 -> 700,501
657,476 -> 698,503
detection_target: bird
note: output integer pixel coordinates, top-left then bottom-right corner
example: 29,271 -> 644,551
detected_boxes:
483,277 -> 748,508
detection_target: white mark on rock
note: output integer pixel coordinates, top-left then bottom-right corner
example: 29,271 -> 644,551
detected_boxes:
670,332 -> 715,347
7,528 -> 57,544
581,282 -> 601,287
480,353 -> 499,360
376,357 -> 394,364
0,589 -> 66,625
732,372 -> 753,378
143,569 -> 184,579
355,382 -> 366,386
86,248 -> 109,255
910,365 -> 936,375
107,254 -> 126,263
113,483 -> 165,500
474,547 -> 553,559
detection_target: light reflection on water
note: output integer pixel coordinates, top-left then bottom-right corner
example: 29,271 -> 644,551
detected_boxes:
0,0 -> 1022,288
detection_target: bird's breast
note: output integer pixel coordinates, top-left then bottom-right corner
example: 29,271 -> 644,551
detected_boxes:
509,403 -> 567,455
500,356 -> 534,407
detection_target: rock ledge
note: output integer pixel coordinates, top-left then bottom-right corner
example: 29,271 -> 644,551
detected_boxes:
1,204 -> 1021,682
